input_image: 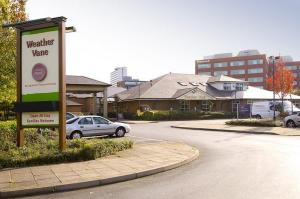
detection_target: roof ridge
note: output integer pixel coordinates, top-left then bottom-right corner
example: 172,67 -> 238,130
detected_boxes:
138,74 -> 169,98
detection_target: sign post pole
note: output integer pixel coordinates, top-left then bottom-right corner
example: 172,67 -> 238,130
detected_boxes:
58,20 -> 66,150
16,29 -> 24,147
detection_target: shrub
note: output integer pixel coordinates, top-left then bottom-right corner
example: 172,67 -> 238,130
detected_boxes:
108,112 -> 117,118
279,111 -> 289,119
123,112 -> 138,120
225,119 -> 282,127
142,111 -> 154,120
0,120 -> 133,169
129,110 -> 227,121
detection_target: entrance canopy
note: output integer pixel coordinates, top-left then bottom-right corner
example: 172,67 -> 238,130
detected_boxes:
67,75 -> 110,93
66,75 -> 111,117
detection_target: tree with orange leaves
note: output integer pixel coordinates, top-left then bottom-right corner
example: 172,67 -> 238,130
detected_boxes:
266,59 -> 295,112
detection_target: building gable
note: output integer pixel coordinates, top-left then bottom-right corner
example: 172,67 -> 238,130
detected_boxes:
176,88 -> 215,100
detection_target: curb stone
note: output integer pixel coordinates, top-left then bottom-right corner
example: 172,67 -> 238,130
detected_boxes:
0,145 -> 199,198
121,121 -> 158,124
171,125 -> 278,136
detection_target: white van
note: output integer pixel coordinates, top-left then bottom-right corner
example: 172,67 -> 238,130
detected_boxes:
251,100 -> 300,119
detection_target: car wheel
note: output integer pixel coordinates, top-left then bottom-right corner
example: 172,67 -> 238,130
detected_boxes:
256,115 -> 262,119
286,120 -> 296,128
70,131 -> 82,139
115,127 -> 125,137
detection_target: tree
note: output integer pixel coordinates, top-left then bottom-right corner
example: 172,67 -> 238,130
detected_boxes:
266,59 -> 295,112
0,0 -> 27,119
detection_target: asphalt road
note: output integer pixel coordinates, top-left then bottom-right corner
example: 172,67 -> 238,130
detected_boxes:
23,121 -> 300,199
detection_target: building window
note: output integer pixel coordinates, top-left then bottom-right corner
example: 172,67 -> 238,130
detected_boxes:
236,83 -> 243,91
286,65 -> 298,70
248,77 -> 263,82
179,100 -> 190,112
230,69 -> 245,75
223,83 -> 231,91
198,63 -> 211,69
247,59 -> 263,65
247,100 -> 253,104
248,68 -> 263,74
190,82 -> 199,86
199,72 -> 212,76
230,61 -> 245,66
177,81 -> 188,86
213,62 -> 228,68
201,100 -> 210,111
214,71 -> 228,76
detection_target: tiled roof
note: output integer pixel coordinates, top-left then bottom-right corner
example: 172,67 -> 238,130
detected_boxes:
116,73 -> 230,100
66,75 -> 110,86
207,75 -> 245,83
66,99 -> 83,106
115,73 -> 300,101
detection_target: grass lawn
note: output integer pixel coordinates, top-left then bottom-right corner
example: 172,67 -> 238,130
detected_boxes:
0,120 -> 133,169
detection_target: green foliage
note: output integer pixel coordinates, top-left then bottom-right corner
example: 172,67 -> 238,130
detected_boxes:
279,111 -> 289,119
225,119 -> 282,127
124,110 -> 228,121
0,0 -> 27,120
0,120 -> 133,169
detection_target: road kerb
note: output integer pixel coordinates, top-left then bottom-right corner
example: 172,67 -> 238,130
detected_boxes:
171,125 -> 278,136
100,173 -> 137,185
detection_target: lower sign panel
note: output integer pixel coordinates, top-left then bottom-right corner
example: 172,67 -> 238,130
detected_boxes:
22,112 -> 59,127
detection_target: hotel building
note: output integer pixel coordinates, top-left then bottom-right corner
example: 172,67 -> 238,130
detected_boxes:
195,50 -> 300,89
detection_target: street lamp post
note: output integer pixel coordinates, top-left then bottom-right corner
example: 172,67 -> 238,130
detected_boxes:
272,57 -> 276,121
269,56 -> 280,121
234,84 -> 239,120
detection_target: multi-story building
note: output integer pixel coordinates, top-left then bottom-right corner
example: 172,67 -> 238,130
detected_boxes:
196,50 -> 300,89
195,50 -> 268,89
268,56 -> 300,88
117,78 -> 145,90
110,67 -> 127,86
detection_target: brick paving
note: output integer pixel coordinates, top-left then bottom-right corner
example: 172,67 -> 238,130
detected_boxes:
0,141 -> 199,198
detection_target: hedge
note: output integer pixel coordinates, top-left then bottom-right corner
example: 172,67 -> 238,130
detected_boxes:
225,119 -> 282,127
123,110 -> 230,121
0,120 -> 133,169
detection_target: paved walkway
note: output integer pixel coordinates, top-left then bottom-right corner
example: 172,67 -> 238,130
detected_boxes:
0,141 -> 198,198
172,121 -> 300,136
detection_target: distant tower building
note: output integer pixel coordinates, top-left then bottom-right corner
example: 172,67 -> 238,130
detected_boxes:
110,67 -> 127,86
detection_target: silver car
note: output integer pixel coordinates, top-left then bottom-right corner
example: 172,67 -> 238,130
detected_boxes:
66,115 -> 131,139
284,112 -> 300,128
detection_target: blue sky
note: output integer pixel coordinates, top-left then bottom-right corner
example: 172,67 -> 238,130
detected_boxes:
26,0 -> 300,83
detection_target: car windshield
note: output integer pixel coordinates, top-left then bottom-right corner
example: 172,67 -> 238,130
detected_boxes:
66,113 -> 75,120
67,117 -> 79,124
